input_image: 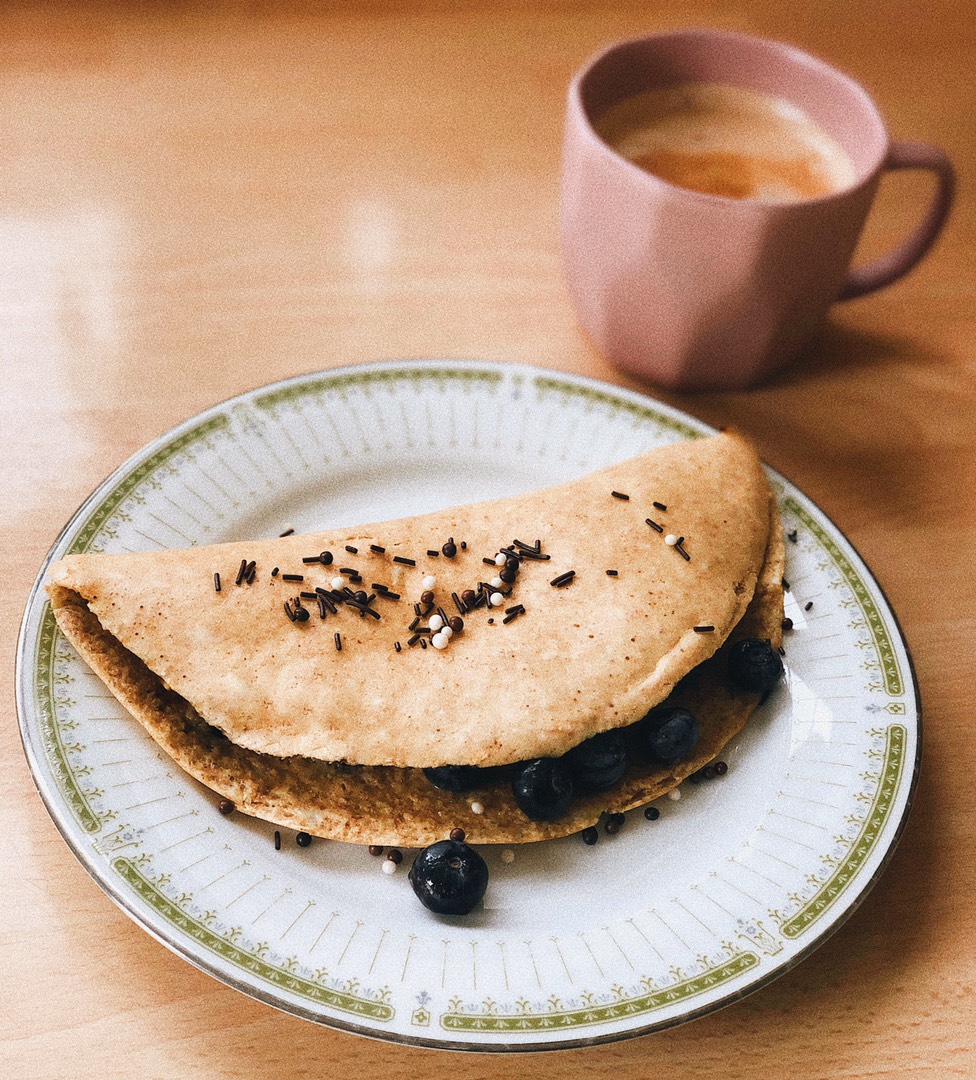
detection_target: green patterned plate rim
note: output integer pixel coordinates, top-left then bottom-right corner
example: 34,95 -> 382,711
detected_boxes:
16,360 -> 921,1051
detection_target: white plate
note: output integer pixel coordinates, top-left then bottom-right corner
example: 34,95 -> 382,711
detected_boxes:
17,360 -> 920,1050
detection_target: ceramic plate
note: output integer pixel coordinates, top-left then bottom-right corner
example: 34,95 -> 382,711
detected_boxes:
17,361 -> 920,1050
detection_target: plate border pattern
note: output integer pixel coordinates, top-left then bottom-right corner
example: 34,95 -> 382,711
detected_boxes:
18,360 -> 921,1049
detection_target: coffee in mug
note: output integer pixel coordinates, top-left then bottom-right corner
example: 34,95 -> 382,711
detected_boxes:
593,82 -> 858,203
560,29 -> 956,390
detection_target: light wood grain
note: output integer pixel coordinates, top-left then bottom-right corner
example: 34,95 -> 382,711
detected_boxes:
2,3 -> 973,1078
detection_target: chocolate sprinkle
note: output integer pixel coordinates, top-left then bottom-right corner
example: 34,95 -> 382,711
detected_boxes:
611,490 -> 630,501
427,549 -> 440,558
787,530 -> 798,543
550,570 -> 576,588
442,539 -> 457,558
606,569 -> 618,576
393,556 -> 416,566
805,601 -> 813,611
646,518 -> 664,533
512,539 -> 550,561
279,528 -> 295,537
653,501 -> 668,512
693,625 -> 715,633
271,567 -> 280,577
235,559 -> 248,585
370,544 -> 386,554
347,598 -> 381,619
452,591 -> 466,614
345,545 -> 359,554
282,573 -> 304,582
213,572 -> 221,592
273,830 -> 282,850
283,600 -> 297,622
302,555 -> 321,564
407,633 -> 422,647
334,632 -> 342,651
314,588 -> 338,614
394,641 -> 402,652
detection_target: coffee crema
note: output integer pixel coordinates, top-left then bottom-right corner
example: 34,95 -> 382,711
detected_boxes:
594,82 -> 857,202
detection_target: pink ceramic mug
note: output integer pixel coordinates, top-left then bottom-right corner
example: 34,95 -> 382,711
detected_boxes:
560,29 -> 955,390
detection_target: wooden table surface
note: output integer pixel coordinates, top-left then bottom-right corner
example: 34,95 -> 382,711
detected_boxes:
2,3 -> 973,1077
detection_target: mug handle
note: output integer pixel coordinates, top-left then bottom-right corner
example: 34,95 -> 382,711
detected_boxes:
838,141 -> 956,301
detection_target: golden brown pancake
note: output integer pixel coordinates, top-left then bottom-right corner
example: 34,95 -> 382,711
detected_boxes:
47,495 -> 782,846
46,432 -> 783,845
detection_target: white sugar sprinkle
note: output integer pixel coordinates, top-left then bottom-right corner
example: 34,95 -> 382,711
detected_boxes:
490,576 -> 503,588
422,574 -> 437,590
441,625 -> 454,639
667,787 -> 682,801
431,632 -> 449,649
664,534 -> 678,546
500,849 -> 515,864
489,592 -> 505,607
381,860 -> 397,875
470,801 -> 485,815
331,576 -> 346,589
429,614 -> 444,631
494,553 -> 507,566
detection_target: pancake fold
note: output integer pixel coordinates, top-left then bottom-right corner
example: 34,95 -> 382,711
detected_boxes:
47,431 -> 784,845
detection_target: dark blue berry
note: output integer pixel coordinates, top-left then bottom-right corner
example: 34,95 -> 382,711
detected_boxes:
511,758 -> 574,821
408,839 -> 489,915
423,765 -> 485,792
728,637 -> 784,697
565,730 -> 628,793
638,706 -> 700,766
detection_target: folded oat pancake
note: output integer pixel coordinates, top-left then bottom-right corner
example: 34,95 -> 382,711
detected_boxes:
47,499 -> 782,845
46,431 -> 783,845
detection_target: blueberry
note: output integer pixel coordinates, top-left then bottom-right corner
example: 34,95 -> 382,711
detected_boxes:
728,638 -> 784,697
408,839 -> 489,915
511,758 -> 574,821
638,707 -> 700,766
565,730 -> 628,793
423,765 -> 485,792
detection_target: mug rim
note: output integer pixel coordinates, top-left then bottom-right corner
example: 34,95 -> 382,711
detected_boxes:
569,27 -> 891,208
